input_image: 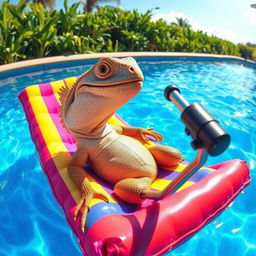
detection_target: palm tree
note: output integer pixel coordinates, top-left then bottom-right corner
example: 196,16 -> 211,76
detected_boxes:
33,0 -> 55,9
172,17 -> 191,29
81,0 -> 120,13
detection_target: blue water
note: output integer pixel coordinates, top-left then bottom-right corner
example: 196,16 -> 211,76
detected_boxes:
0,60 -> 255,256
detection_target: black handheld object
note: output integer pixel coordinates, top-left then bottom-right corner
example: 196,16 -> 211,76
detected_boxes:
164,85 -> 231,156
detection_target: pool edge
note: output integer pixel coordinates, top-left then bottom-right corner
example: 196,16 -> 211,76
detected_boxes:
0,52 -> 255,79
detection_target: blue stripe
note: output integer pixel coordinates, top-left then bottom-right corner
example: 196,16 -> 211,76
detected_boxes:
157,168 -> 213,183
86,202 -> 140,229
85,167 -> 214,229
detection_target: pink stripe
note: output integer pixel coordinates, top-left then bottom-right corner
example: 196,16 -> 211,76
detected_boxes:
38,82 -> 77,153
18,87 -> 80,237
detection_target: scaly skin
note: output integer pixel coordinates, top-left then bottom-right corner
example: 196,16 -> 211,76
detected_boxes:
59,57 -> 182,232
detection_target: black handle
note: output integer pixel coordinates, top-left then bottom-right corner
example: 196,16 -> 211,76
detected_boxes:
164,85 -> 231,156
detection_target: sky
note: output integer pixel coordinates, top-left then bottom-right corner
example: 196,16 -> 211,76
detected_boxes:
118,0 -> 256,44
2,0 -> 256,44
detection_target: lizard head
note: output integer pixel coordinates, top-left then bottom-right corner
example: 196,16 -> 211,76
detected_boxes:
59,57 -> 144,138
78,56 -> 143,88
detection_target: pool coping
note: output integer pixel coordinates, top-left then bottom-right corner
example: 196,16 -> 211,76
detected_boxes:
0,52 -> 255,79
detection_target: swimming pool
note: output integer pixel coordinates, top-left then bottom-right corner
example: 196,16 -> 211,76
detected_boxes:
0,57 -> 255,256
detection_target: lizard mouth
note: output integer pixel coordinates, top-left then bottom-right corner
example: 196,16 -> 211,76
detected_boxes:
80,79 -> 143,88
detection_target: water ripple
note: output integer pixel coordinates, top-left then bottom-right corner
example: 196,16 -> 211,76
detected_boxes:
0,60 -> 255,256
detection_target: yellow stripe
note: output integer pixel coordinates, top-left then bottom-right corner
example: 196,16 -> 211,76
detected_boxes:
151,178 -> 195,191
26,84 -> 116,207
158,163 -> 215,174
108,115 -> 125,126
53,77 -> 78,103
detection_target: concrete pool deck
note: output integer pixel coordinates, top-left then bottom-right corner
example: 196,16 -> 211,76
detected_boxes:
0,52 -> 255,79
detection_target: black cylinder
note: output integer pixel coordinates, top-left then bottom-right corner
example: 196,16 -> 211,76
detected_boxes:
181,103 -> 231,156
164,85 -> 180,101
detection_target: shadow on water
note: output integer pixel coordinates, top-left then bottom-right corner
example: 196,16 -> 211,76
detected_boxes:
0,156 -> 39,253
0,155 -> 82,256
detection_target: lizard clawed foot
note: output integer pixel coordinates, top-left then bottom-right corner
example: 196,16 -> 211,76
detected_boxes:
122,126 -> 163,144
138,128 -> 163,143
73,181 -> 109,233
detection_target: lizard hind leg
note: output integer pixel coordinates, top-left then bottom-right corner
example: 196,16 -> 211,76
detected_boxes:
114,177 -> 152,204
149,145 -> 183,169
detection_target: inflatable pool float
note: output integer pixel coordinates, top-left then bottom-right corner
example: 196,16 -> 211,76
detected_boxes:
18,76 -> 250,256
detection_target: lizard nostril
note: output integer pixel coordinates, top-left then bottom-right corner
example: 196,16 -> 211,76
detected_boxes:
129,67 -> 135,74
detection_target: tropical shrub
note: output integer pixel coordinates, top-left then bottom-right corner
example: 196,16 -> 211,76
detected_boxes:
0,0 -> 250,65
0,0 -> 31,64
238,43 -> 255,60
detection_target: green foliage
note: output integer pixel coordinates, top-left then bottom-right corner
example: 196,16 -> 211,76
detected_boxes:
25,3 -> 58,58
238,43 -> 255,60
0,0 -> 30,64
172,17 -> 191,29
0,0 -> 249,65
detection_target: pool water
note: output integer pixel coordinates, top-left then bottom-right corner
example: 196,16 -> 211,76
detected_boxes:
0,60 -> 255,256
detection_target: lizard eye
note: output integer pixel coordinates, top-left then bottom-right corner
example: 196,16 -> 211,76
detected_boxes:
98,63 -> 109,75
94,58 -> 118,80
95,61 -> 112,79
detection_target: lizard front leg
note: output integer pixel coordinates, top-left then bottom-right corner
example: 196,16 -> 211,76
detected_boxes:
68,147 -> 109,232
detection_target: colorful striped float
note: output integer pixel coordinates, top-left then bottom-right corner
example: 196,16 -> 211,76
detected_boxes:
18,77 -> 250,256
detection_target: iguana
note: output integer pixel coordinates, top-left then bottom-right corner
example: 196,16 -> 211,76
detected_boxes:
59,57 -> 182,232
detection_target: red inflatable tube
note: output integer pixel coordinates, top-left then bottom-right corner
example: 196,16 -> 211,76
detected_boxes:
82,159 -> 250,256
